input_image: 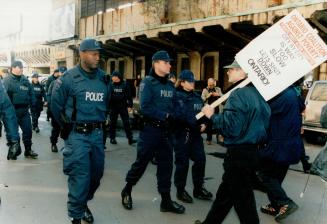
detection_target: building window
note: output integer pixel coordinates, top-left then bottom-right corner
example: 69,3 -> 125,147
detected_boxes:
81,0 -> 105,18
110,61 -> 116,74
181,57 -> 190,70
119,60 -> 125,75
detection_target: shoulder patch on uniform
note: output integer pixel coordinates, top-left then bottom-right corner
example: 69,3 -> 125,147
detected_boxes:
139,82 -> 145,92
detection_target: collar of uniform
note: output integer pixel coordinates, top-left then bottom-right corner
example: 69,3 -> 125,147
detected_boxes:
77,65 -> 98,79
149,68 -> 168,84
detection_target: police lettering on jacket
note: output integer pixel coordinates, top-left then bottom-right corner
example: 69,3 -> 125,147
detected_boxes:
85,92 -> 104,102
160,90 -> 173,98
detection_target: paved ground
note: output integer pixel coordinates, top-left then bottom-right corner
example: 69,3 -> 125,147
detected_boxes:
0,111 -> 326,224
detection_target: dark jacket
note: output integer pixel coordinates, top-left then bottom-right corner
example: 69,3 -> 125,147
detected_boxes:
140,69 -> 175,121
174,89 -> 207,132
211,83 -> 271,146
109,81 -> 133,108
261,87 -> 304,165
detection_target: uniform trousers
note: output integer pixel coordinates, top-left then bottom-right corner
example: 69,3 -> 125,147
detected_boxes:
63,128 -> 105,219
126,125 -> 173,193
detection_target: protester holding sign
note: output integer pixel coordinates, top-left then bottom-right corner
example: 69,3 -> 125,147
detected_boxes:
195,60 -> 271,224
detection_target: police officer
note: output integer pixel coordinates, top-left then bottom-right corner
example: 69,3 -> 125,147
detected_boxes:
109,71 -> 136,145
0,82 -> 21,160
121,50 -> 185,214
3,61 -> 38,159
196,60 -> 271,224
51,38 -> 110,224
173,70 -> 212,204
30,73 -> 46,133
47,67 -> 67,152
45,69 -> 60,121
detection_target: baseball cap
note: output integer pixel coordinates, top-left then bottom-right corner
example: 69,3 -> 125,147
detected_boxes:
152,50 -> 173,62
79,38 -> 102,51
223,60 -> 241,69
31,73 -> 39,78
11,60 -> 23,68
179,70 -> 196,82
59,66 -> 67,73
111,71 -> 123,79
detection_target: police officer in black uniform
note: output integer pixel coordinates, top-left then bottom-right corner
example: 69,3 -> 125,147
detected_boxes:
109,71 -> 136,145
51,38 -> 110,224
121,50 -> 185,214
30,73 -> 46,133
45,69 -> 60,121
3,61 -> 38,159
173,70 -> 212,204
0,82 -> 21,160
47,67 -> 67,152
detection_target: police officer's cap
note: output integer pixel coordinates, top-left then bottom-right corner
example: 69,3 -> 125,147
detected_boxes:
223,60 -> 241,69
59,66 -> 67,73
179,70 -> 196,82
79,38 -> 102,52
111,71 -> 123,79
11,60 -> 23,68
152,50 -> 173,62
31,73 -> 39,78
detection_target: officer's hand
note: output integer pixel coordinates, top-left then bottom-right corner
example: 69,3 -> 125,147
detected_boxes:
7,141 -> 21,160
202,105 -> 214,119
128,107 -> 132,113
200,124 -> 206,133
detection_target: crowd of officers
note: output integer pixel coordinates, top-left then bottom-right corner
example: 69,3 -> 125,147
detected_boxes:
0,37 -> 308,224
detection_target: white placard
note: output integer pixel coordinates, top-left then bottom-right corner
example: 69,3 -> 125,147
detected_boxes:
235,9 -> 327,101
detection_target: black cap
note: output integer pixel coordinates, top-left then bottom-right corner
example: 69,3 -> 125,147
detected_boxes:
59,66 -> 67,73
11,60 -> 23,68
111,71 -> 123,79
31,73 -> 39,78
79,38 -> 102,51
152,50 -> 173,62
179,70 -> 196,82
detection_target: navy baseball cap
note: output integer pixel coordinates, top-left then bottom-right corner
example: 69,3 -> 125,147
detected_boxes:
11,60 -> 23,68
31,73 -> 39,78
152,50 -> 173,62
111,71 -> 123,79
224,60 -> 241,69
179,70 -> 196,82
59,66 -> 67,73
79,38 -> 102,51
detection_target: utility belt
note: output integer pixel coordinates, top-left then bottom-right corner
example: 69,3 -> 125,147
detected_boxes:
227,143 -> 266,150
75,122 -> 104,134
14,104 -> 29,109
143,118 -> 168,129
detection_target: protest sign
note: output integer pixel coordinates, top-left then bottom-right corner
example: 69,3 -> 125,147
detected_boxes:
197,9 -> 327,119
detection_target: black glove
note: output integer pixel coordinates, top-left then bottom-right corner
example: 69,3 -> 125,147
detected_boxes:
7,141 -> 21,160
60,113 -> 73,140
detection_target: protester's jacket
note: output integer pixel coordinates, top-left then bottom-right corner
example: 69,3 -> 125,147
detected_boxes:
139,69 -> 175,121
262,87 -> 305,165
174,88 -> 207,133
109,81 -> 133,108
211,83 -> 271,146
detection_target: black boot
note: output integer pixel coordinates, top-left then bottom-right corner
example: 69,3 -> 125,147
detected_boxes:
82,206 -> 94,223
24,147 -> 38,159
71,218 -> 81,224
121,184 -> 133,210
160,200 -> 185,214
110,139 -> 117,144
176,189 -> 193,203
193,187 -> 213,200
35,127 -> 40,133
51,144 -> 58,152
128,138 -> 137,145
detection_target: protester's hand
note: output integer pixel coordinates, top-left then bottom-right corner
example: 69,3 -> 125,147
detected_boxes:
212,92 -> 219,97
202,105 -> 214,119
200,124 -> 206,132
